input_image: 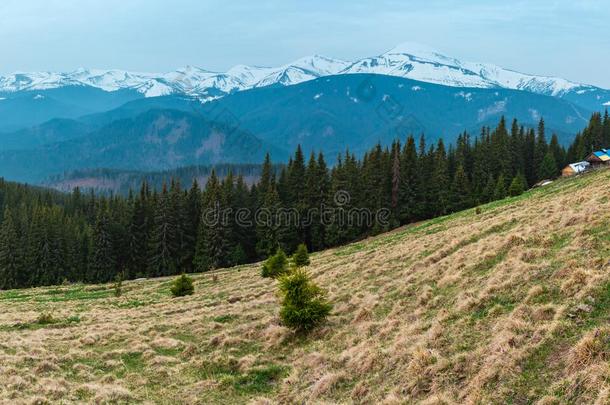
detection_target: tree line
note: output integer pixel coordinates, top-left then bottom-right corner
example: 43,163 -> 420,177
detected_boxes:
0,112 -> 608,289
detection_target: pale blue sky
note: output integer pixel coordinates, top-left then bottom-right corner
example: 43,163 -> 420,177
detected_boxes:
0,0 -> 608,87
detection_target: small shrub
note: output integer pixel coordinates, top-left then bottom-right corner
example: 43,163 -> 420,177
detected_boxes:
278,269 -> 332,332
36,313 -> 56,325
261,249 -> 288,278
66,315 -> 81,324
509,173 -> 527,197
170,274 -> 194,297
228,245 -> 248,267
292,243 -> 310,267
114,272 -> 124,297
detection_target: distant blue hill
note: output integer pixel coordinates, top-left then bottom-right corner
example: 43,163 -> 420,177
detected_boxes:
0,74 -> 597,183
0,86 -> 142,132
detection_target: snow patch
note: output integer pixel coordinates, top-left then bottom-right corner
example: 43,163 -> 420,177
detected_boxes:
411,86 -> 422,91
33,94 -> 44,100
529,109 -> 541,121
477,100 -> 507,122
455,91 -> 472,101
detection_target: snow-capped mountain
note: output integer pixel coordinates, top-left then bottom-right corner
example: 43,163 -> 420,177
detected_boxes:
340,43 -> 589,97
0,43 -> 607,107
0,55 -> 350,99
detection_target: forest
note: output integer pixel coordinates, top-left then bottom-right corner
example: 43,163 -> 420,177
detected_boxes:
0,111 -> 608,289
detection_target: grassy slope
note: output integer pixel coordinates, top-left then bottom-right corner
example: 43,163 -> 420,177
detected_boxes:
1,169 -> 610,404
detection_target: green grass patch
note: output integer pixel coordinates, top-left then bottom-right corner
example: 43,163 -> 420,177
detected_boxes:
231,365 -> 288,394
580,281 -> 610,330
32,286 -> 113,302
471,294 -> 515,320
115,352 -> 146,378
0,313 -> 81,331
113,299 -> 150,309
213,314 -> 238,323
529,286 -> 562,305
61,356 -> 115,379
471,245 -> 510,275
506,336 -> 562,403
0,290 -> 32,302
153,346 -> 183,357
195,358 -> 288,396
334,242 -> 366,256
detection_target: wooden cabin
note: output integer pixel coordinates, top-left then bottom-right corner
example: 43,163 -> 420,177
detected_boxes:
562,161 -> 590,177
585,149 -> 610,166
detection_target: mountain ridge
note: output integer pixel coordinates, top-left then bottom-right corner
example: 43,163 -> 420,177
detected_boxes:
2,43 -> 608,110
0,74 -> 593,183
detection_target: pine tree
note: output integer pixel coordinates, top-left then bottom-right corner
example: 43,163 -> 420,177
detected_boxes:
449,165 -> 472,212
255,182 -> 282,258
391,143 -> 400,212
292,243 -> 310,267
148,184 -> 178,277
523,128 -> 537,187
548,134 -> 565,173
534,118 -> 548,182
430,139 -> 450,216
181,179 -> 201,272
258,153 -> 273,199
88,206 -> 116,283
0,208 -> 21,289
232,174 -> 255,261
170,273 -> 194,297
261,248 -> 288,278
194,171 -> 230,271
603,109 -> 610,149
398,136 -> 419,223
539,151 -> 558,180
508,173 -> 527,197
493,174 -> 507,201
277,269 -> 332,332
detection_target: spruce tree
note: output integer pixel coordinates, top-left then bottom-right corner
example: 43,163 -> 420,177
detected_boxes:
88,206 -> 116,283
548,134 -> 565,173
194,171 -> 230,271
148,184 -> 178,277
534,118 -> 548,182
261,248 -> 288,278
493,174 -> 507,201
0,208 -> 21,289
431,139 -> 450,216
449,165 -> 472,212
508,173 -> 527,197
539,151 -> 558,180
257,184 -> 282,257
292,243 -> 310,267
398,136 -> 419,223
278,269 -> 332,332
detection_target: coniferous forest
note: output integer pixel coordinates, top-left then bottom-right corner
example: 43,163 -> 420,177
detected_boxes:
0,112 -> 609,289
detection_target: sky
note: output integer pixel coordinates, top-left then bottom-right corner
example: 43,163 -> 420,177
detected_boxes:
0,0 -> 608,88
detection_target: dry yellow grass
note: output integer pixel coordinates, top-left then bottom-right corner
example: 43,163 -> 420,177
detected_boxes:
2,169 -> 610,404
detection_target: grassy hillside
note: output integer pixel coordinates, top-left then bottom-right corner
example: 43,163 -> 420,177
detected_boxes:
1,169 -> 610,404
